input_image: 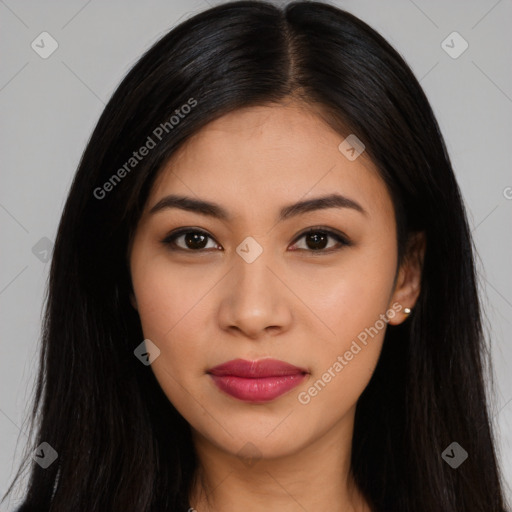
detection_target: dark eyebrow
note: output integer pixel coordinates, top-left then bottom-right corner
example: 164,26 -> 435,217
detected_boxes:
279,193 -> 367,219
149,193 -> 367,220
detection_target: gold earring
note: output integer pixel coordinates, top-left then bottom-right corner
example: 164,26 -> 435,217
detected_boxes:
404,307 -> 411,315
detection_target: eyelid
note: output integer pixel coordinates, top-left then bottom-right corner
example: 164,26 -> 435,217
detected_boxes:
291,226 -> 352,246
161,226 -> 352,252
161,227 -> 220,251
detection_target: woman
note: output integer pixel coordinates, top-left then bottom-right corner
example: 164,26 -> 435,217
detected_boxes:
4,1 -> 509,511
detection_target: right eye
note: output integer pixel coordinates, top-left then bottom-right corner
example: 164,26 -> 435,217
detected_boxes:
161,228 -> 222,252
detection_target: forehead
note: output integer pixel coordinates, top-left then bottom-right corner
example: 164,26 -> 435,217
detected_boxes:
146,103 -> 393,222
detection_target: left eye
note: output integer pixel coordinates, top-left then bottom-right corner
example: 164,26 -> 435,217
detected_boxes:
290,229 -> 350,252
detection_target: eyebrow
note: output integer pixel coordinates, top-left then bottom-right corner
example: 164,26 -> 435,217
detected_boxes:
149,192 -> 367,220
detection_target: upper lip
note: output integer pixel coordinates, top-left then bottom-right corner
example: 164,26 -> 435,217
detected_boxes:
208,358 -> 308,378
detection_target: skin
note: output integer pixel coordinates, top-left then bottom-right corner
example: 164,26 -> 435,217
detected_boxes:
129,100 -> 425,512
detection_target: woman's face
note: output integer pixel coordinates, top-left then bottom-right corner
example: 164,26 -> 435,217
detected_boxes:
129,102 -> 420,461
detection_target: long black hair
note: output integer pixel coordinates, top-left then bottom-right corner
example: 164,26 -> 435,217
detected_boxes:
3,1 -> 509,511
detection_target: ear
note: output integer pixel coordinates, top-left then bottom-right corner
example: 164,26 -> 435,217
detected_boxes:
387,231 -> 426,326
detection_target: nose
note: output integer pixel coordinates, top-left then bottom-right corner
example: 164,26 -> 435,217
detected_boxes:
216,246 -> 293,340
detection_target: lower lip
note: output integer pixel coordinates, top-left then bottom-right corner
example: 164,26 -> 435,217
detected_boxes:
209,374 -> 307,402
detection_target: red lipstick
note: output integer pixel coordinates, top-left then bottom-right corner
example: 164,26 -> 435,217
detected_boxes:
208,358 -> 308,403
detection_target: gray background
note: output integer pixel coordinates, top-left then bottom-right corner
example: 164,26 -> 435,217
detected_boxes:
1,0 -> 511,509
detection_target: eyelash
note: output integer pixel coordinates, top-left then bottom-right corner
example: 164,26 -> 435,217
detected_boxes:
161,227 -> 352,254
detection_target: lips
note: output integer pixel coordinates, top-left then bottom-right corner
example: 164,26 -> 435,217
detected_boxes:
208,358 -> 308,403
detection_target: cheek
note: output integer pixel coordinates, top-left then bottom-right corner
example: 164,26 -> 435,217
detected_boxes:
132,253 -> 211,342
304,244 -> 397,345
296,246 -> 397,409
130,254 -> 199,381
132,264 -> 207,412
